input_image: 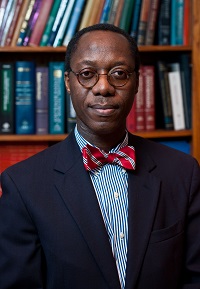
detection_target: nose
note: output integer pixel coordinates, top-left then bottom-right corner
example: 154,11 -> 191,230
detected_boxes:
92,74 -> 115,96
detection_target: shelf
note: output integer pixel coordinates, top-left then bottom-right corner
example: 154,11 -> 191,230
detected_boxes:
0,130 -> 192,142
0,45 -> 192,53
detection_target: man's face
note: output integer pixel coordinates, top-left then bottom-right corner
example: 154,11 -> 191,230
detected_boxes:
65,30 -> 138,139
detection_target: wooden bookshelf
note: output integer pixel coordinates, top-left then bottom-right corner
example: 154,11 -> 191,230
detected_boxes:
0,0 -> 200,164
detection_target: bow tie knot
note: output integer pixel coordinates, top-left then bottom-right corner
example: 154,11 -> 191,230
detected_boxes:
82,144 -> 136,171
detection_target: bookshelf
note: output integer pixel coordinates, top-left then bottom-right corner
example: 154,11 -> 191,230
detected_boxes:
0,0 -> 200,165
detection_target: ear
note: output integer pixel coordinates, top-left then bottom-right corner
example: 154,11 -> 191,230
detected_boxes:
64,72 -> 71,93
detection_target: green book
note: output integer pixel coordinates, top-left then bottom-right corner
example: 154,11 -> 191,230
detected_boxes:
40,0 -> 62,46
0,63 -> 14,134
49,62 -> 65,134
119,0 -> 135,32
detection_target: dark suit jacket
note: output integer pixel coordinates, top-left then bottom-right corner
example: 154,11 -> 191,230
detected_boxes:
0,132 -> 200,289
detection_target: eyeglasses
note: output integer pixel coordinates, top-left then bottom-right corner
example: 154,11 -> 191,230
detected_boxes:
70,67 -> 135,88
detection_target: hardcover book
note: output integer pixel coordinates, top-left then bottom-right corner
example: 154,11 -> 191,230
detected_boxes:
49,62 -> 65,134
0,63 -> 14,134
36,67 -> 49,134
15,61 -> 36,134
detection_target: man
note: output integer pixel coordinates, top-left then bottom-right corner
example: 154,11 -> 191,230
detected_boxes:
0,23 -> 200,289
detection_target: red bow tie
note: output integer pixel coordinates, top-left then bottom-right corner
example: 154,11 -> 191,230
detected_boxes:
82,144 -> 136,171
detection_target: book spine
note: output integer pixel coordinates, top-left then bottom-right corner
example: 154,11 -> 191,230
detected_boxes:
4,0 -> 23,46
130,0 -> 142,40
183,0 -> 189,45
171,0 -> 184,45
0,63 -> 14,134
49,62 -> 65,134
156,61 -> 174,129
15,61 -> 36,134
143,65 -> 155,131
47,0 -> 69,46
145,0 -> 161,45
40,0 -> 62,46
29,0 -> 54,46
99,0 -> 112,23
62,0 -> 86,46
16,0 -> 36,46
168,63 -> 186,130
157,0 -> 171,45
22,0 -> 43,46
135,67 -> 145,131
113,0 -> 125,27
36,67 -> 49,134
53,0 -> 76,47
0,0 -> 13,44
119,0 -> 135,32
137,0 -> 152,45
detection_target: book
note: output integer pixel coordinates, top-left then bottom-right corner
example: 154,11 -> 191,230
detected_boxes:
4,0 -> 23,46
137,0 -> 152,45
0,0 -> 8,30
87,0 -> 103,27
143,65 -> 155,131
0,0 -> 15,46
113,0 -> 125,26
0,63 -> 14,134
135,66 -> 145,131
53,0 -> 76,47
0,0 -> 17,46
15,61 -> 36,134
62,0 -> 86,46
157,0 -> 171,45
16,0 -> 36,46
40,0 -> 62,46
22,0 -> 43,46
156,61 -> 174,129
95,0 -> 106,23
10,0 -> 31,46
49,62 -> 65,134
28,0 -> 54,46
168,62 -> 186,130
99,0 -> 112,24
36,67 -> 49,135
47,0 -> 69,46
107,0 -> 120,24
66,91 -> 76,133
119,0 -> 135,32
183,0 -> 190,45
79,0 -> 94,29
126,100 -> 136,133
145,0 -> 161,45
179,53 -> 192,129
130,0 -> 142,40
170,0 -> 184,45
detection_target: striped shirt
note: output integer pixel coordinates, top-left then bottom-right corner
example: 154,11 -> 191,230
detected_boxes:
75,127 -> 129,289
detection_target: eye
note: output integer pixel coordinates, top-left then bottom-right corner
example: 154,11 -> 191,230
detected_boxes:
110,69 -> 128,80
79,69 -> 96,79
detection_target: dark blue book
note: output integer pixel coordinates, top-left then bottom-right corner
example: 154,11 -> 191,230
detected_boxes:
49,62 -> 65,134
15,61 -> 36,134
157,0 -> 171,45
130,0 -> 142,40
100,0 -> 112,23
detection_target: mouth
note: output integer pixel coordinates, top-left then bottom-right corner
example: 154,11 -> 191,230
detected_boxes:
89,104 -> 119,116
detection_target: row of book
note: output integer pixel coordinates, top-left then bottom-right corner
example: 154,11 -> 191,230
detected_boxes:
0,61 -> 76,135
0,55 -> 191,136
127,53 -> 192,132
0,0 -> 191,47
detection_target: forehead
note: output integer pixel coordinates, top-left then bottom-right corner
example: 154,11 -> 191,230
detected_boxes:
71,31 -> 134,68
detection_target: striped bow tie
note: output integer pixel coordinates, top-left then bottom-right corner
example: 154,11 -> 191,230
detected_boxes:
82,144 -> 136,171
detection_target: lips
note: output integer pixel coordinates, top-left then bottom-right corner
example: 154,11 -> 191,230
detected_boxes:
89,104 -> 119,116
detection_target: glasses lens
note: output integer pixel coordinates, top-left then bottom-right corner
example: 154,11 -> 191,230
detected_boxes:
78,69 -> 97,88
109,69 -> 129,87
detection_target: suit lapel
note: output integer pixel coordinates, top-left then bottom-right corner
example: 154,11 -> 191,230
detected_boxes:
54,133 -> 121,289
125,134 -> 161,289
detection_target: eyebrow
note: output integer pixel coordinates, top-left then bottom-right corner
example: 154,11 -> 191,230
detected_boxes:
76,60 -> 132,68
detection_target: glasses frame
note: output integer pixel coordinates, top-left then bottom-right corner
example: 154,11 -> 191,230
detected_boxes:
70,67 -> 136,88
